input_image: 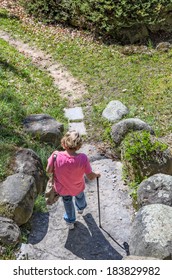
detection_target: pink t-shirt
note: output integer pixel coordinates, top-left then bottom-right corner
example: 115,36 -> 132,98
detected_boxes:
47,151 -> 92,196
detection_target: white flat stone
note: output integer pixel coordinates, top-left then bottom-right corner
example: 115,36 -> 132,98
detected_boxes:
69,122 -> 87,135
64,107 -> 84,121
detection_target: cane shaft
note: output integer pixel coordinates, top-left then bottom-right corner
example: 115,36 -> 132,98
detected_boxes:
97,177 -> 102,228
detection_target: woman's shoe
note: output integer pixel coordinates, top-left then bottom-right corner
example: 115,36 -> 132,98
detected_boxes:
66,222 -> 75,230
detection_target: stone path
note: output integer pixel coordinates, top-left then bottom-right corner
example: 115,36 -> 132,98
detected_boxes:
64,107 -> 87,135
0,28 -> 135,259
18,145 -> 135,260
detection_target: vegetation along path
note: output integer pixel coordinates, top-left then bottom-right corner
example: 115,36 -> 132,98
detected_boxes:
0,23 -> 135,259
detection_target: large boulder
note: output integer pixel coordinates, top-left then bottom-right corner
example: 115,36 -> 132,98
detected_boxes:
123,147 -> 172,183
102,100 -> 129,122
23,114 -> 64,145
129,204 -> 172,259
13,148 -> 47,194
111,118 -> 154,146
0,174 -> 37,226
137,174 -> 172,208
120,131 -> 172,183
0,216 -> 21,246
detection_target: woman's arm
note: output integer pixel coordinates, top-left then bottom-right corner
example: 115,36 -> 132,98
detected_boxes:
46,164 -> 53,173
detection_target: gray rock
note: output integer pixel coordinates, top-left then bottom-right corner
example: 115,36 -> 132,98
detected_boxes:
23,114 -> 64,145
13,148 -> 47,194
156,42 -> 172,52
0,174 -> 37,226
121,142 -> 172,183
137,174 -> 172,207
111,118 -> 154,145
0,216 -> 21,246
102,100 -> 129,122
145,148 -> 172,176
129,204 -> 172,259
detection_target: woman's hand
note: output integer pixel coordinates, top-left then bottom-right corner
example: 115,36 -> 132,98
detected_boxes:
86,172 -> 101,180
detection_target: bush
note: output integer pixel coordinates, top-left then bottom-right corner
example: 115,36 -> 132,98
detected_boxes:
21,0 -> 172,41
121,131 -> 168,184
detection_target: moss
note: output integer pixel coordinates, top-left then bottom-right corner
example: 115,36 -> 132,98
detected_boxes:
0,204 -> 14,219
121,130 -> 168,184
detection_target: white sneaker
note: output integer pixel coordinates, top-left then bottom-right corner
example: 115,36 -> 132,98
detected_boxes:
66,222 -> 75,230
78,209 -> 84,214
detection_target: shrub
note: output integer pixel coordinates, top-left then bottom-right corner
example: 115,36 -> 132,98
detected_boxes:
21,0 -> 172,41
121,131 -> 168,184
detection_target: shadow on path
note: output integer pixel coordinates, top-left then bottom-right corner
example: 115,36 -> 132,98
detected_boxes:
65,213 -> 122,260
28,212 -> 50,245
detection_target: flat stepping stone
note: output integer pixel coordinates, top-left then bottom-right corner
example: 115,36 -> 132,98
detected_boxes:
69,122 -> 87,135
64,107 -> 84,121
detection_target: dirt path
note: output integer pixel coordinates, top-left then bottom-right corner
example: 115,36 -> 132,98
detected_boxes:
0,30 -> 88,106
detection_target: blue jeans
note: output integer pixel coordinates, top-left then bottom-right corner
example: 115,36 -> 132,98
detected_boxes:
62,192 -> 87,223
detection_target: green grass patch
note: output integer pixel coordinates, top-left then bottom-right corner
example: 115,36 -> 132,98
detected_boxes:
33,194 -> 47,213
121,131 -> 168,201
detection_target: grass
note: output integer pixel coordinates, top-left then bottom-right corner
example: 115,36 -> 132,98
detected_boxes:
0,34 -> 67,180
0,7 -> 172,144
0,245 -> 16,260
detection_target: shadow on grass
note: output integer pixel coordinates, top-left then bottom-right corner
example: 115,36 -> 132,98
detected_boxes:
0,10 -> 20,20
0,58 -> 32,82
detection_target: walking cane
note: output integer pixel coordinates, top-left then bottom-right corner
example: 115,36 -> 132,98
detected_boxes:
96,177 -> 102,228
96,177 -> 130,256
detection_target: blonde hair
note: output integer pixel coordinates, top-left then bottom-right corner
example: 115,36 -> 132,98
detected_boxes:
61,130 -> 83,150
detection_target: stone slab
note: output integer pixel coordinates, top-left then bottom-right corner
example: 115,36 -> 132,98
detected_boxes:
64,107 -> 84,121
69,122 -> 87,135
17,156 -> 135,260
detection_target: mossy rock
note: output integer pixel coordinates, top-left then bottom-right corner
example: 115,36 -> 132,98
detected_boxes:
0,204 -> 14,220
121,131 -> 171,184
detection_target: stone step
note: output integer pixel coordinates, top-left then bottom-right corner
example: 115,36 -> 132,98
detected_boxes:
64,107 -> 87,135
69,122 -> 87,135
64,107 -> 84,121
